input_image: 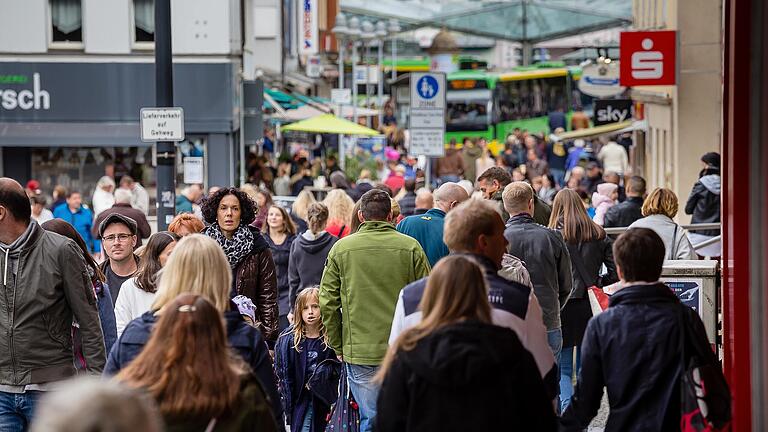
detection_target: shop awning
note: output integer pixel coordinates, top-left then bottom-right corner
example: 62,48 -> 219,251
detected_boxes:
549,120 -> 646,142
281,114 -> 379,135
0,122 -> 151,147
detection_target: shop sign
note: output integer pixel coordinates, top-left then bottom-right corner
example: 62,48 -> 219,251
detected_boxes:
620,30 -> 677,86
594,99 -> 633,126
306,55 -> 322,78
578,62 -> 625,98
140,107 -> 185,142
299,0 -> 318,55
0,73 -> 50,111
183,156 -> 204,184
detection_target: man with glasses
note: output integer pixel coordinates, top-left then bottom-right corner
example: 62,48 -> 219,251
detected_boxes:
97,214 -> 139,301
396,182 -> 469,267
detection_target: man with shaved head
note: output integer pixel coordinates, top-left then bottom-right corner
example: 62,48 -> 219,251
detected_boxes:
396,182 -> 470,266
0,178 -> 105,427
413,189 -> 433,215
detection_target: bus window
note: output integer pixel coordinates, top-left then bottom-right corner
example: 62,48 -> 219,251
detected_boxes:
446,100 -> 489,132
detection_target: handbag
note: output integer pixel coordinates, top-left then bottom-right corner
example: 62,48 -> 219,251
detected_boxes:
678,306 -> 731,431
307,358 -> 342,406
325,364 -> 360,432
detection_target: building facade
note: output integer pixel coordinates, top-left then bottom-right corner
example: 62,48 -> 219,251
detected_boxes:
630,0 -> 723,222
0,0 -> 244,208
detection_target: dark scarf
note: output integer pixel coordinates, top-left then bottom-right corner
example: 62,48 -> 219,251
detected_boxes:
204,223 -> 256,269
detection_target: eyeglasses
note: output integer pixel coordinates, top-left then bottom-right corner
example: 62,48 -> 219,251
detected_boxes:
103,233 -> 133,243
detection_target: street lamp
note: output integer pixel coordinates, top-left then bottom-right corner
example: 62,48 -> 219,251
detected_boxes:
375,20 -> 387,128
360,20 -> 375,127
387,19 -> 401,82
331,13 -> 349,89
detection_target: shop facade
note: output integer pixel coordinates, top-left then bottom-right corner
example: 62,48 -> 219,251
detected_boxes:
0,61 -> 240,211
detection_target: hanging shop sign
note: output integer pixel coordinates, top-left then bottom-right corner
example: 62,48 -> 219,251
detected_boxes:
299,0 -> 318,55
578,62 -> 625,98
620,30 -> 677,86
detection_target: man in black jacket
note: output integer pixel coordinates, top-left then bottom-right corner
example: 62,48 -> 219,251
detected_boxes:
0,178 -> 105,428
397,179 -> 418,217
561,228 -> 717,431
502,182 -> 572,363
603,175 -> 647,229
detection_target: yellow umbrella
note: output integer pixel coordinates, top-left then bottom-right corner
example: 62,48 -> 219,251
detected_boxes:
281,114 -> 379,136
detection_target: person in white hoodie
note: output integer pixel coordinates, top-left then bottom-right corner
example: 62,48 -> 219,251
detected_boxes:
628,188 -> 696,260
113,231 -> 179,336
91,176 -> 115,217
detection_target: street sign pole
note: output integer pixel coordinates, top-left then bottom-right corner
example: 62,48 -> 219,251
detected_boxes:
155,0 -> 175,231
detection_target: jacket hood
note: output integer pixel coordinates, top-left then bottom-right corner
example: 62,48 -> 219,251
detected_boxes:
591,192 -> 615,208
699,174 -> 721,195
399,321 -> 515,386
297,231 -> 336,254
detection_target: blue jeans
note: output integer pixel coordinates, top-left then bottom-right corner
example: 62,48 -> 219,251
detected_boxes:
550,168 -> 566,188
346,363 -> 380,432
0,391 -> 42,432
439,175 -> 460,185
547,328 -> 563,365
300,404 -> 313,432
559,345 -> 582,412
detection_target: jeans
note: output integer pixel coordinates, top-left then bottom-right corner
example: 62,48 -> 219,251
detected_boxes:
439,175 -> 460,185
550,168 -> 566,188
547,328 -> 563,365
345,363 -> 381,432
0,391 -> 42,432
300,404 -> 313,432
559,345 -> 582,413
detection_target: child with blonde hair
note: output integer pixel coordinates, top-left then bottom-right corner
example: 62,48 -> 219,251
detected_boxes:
275,287 -> 339,431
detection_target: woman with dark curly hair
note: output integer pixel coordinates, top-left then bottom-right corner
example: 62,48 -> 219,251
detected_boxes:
201,187 -> 279,342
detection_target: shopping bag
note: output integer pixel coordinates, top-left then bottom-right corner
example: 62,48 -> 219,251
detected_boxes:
325,364 -> 360,432
587,286 -> 611,316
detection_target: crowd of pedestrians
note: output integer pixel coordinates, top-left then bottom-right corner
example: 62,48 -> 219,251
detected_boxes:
0,141 -> 727,431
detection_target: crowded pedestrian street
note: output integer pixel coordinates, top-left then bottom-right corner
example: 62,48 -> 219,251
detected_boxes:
0,0 -> 766,431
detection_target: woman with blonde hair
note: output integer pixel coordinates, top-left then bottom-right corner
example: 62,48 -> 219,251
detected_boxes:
628,188 -> 696,259
116,294 -> 278,431
376,255 -> 556,432
548,189 -> 617,411
322,189 -> 354,238
291,189 -> 316,233
104,234 -> 283,425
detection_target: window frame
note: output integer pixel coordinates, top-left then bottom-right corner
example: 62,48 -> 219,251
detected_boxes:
47,0 -> 85,50
131,0 -> 156,51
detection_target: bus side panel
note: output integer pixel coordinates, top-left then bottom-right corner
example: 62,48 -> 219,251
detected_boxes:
495,117 -> 550,140
444,128 -> 494,147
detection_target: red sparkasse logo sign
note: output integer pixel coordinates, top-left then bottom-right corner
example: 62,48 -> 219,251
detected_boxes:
620,30 -> 676,86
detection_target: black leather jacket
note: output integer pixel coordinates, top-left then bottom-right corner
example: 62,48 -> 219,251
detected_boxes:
565,237 -> 618,299
685,174 -> 721,236
603,196 -> 644,229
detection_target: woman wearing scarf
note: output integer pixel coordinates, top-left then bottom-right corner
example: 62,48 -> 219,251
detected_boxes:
201,187 -> 279,343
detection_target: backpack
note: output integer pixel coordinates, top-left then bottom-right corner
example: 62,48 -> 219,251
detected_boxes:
679,306 -> 731,431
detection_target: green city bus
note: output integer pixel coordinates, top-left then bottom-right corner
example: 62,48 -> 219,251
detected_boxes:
445,63 -> 583,151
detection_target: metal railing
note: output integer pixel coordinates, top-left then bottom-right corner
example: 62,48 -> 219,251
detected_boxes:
603,223 -> 721,251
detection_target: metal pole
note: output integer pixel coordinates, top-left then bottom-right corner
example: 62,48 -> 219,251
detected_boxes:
391,37 -> 397,81
352,41 -> 358,124
377,39 -> 384,128
365,41 -> 371,127
155,0 -> 175,231
338,38 -> 345,89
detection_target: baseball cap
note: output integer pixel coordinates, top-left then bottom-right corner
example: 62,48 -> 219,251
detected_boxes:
26,180 -> 40,191
99,213 -> 138,237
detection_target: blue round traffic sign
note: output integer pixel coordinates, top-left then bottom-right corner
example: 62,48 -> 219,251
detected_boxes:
416,75 -> 439,100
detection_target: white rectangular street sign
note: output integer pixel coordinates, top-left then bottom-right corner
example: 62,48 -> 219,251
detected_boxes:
183,156 -> 204,184
409,72 -> 446,157
331,88 -> 352,105
140,107 -> 185,142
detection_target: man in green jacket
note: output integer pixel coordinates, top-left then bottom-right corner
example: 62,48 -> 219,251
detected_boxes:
319,189 -> 430,432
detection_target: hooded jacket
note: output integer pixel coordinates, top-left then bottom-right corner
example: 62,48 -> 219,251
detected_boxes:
628,215 -> 696,260
104,305 -> 283,428
685,174 -> 721,236
377,321 -> 557,432
504,214 -> 573,330
287,231 -> 338,309
0,222 -> 105,384
462,144 -> 484,181
591,191 -> 616,226
561,283 -> 714,431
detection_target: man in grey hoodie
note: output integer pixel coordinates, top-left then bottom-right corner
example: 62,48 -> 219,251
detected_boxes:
0,178 -> 105,429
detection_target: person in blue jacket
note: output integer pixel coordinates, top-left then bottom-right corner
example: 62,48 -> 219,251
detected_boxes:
103,234 -> 284,429
275,287 -> 339,432
52,190 -> 97,253
396,182 -> 469,267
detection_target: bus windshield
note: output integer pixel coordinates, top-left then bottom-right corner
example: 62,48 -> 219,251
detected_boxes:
446,90 -> 491,132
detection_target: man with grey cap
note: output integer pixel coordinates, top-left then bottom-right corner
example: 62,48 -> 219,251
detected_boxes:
396,183 -> 470,267
97,214 -> 140,301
